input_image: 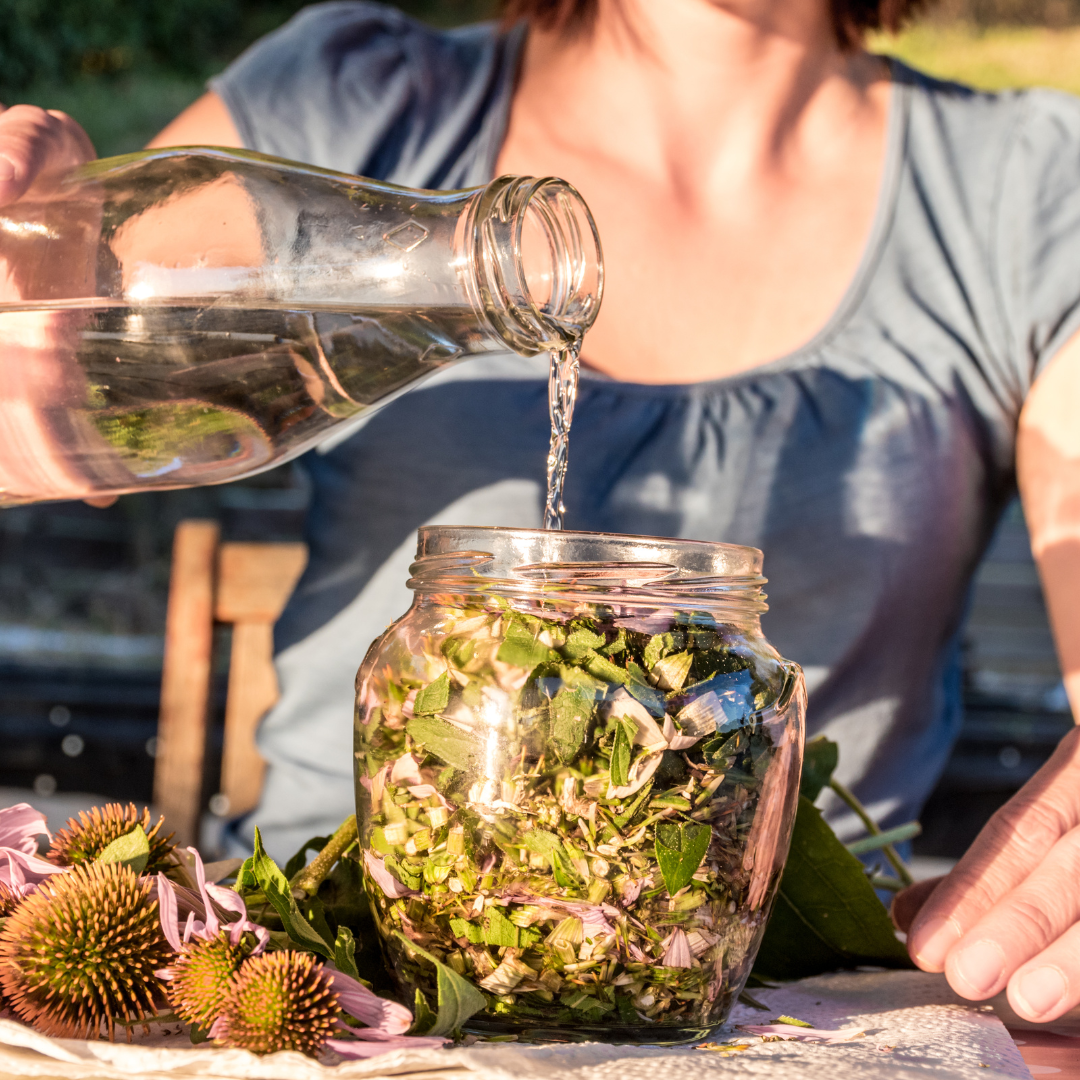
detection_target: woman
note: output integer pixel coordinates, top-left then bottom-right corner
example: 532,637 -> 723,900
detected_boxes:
2,0 -> 1080,1025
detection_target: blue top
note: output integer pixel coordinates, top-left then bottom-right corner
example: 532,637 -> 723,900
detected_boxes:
212,2 -> 1080,861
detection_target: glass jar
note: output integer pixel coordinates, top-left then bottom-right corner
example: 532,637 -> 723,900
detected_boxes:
354,527 -> 805,1044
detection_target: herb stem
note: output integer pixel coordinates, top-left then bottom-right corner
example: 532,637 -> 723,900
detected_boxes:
827,779 -> 915,887
290,814 -> 358,898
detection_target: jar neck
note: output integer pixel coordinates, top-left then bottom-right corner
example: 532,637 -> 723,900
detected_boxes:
463,176 -> 603,356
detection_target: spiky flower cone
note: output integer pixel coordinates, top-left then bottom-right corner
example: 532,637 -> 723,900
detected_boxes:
216,951 -> 339,1057
166,933 -> 245,1030
48,803 -> 175,874
0,861 -> 172,1039
0,880 -> 20,917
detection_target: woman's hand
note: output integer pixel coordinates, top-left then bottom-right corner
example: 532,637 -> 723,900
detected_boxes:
898,331 -> 1080,1023
900,728 -> 1080,1022
0,104 -> 95,206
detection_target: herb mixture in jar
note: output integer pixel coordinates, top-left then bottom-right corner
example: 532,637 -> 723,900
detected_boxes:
356,590 -> 800,1041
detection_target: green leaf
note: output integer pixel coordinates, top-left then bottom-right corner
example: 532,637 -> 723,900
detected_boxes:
655,821 -> 712,896
562,627 -> 606,659
752,796 -> 914,980
406,714 -> 477,771
611,781 -> 653,829
393,931 -> 487,1037
250,827 -> 332,958
643,635 -> 665,671
523,829 -> 563,857
549,687 -> 593,764
441,635 -> 475,668
581,651 -> 628,685
652,651 -> 693,691
413,671 -> 451,716
234,855 -> 258,892
96,824 -> 150,875
334,926 -> 360,980
410,988 -> 439,1036
550,844 -> 583,888
482,905 -> 520,947
497,619 -> 554,669
800,735 -> 840,802
449,917 -> 484,943
610,716 -> 633,788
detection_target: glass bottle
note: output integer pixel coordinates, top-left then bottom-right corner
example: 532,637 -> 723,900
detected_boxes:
0,148 -> 602,504
354,527 -> 806,1044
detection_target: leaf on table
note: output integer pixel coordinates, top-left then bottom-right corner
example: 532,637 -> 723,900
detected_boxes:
393,931 -> 487,1037
96,824 -> 150,875
413,671 -> 451,716
251,827 -> 332,959
655,821 -> 711,896
800,735 -> 840,802
751,796 -> 913,980
406,714 -> 477,772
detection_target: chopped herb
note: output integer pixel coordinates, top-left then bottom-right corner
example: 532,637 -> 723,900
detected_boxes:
357,599 -> 789,1037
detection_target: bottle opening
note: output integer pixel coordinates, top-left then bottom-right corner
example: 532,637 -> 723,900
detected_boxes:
470,177 -> 603,355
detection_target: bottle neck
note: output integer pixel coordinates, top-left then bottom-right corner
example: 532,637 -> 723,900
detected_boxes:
463,176 -> 603,356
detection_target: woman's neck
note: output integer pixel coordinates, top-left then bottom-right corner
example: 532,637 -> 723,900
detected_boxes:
512,0 -> 885,206
497,0 -> 892,383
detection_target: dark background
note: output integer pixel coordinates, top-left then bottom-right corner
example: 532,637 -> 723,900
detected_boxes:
0,0 -> 1072,862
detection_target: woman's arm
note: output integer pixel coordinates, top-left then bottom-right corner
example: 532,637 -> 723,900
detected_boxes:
903,332 -> 1080,1023
145,92 -> 242,150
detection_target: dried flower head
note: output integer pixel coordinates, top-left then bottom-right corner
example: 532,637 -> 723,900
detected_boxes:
48,803 -> 174,874
0,861 -> 172,1039
213,951 -> 339,1057
0,879 -> 21,917
165,932 -> 246,1030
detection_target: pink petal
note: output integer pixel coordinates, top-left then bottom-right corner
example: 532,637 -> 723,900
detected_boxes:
390,754 -> 423,787
187,846 -> 220,938
407,784 -> 440,799
0,848 -> 66,889
208,1016 -> 229,1040
619,877 -> 644,907
205,882 -> 270,953
328,970 -> 413,1034
738,1024 -> 866,1043
156,873 -> 183,951
0,804 -> 50,853
363,850 -> 418,899
660,928 -> 693,968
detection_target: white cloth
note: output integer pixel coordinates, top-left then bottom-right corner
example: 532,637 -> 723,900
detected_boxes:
0,971 -> 1030,1080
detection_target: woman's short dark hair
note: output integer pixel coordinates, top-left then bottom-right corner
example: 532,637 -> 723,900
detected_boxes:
500,0 -> 923,49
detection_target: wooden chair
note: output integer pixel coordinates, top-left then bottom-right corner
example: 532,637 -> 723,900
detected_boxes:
153,520 -> 307,847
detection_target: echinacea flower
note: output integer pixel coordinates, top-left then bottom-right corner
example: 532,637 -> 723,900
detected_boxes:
156,846 -> 270,954
0,861 -> 171,1040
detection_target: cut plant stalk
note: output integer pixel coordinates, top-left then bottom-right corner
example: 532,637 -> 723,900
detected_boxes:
828,779 -> 915,887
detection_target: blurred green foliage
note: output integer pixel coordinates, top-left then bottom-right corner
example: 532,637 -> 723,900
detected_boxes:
5,1 -> 498,156
0,0 -> 497,96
